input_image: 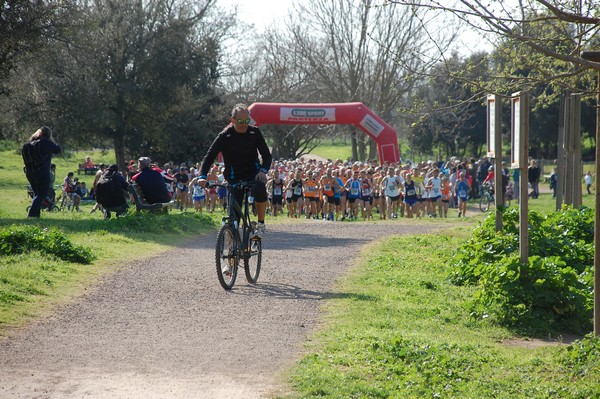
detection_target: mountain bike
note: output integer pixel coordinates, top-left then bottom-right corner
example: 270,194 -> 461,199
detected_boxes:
210,181 -> 262,290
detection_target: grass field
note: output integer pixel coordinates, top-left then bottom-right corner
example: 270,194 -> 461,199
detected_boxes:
1,141 -> 599,397
0,143 -> 218,328
286,230 -> 600,398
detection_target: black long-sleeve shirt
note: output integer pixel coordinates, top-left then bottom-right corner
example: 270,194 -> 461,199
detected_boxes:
200,125 -> 272,183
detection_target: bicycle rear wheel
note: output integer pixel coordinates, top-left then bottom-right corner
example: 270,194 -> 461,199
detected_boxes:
479,194 -> 490,212
215,224 -> 239,290
244,229 -> 262,283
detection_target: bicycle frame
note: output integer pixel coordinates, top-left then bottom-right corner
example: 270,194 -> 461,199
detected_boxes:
221,181 -> 256,249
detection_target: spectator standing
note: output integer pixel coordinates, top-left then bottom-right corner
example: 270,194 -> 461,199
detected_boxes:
22,126 -> 61,217
527,160 -> 541,199
63,172 -> 82,212
90,164 -> 107,214
49,163 -> 57,203
584,170 -> 593,195
513,167 -> 520,203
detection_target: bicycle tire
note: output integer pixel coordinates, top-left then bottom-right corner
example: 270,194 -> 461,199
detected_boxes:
244,229 -> 262,284
479,195 -> 490,212
215,224 -> 239,290
60,196 -> 68,211
50,205 -> 60,212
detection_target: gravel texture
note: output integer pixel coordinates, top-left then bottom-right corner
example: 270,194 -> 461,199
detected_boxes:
0,220 -> 442,398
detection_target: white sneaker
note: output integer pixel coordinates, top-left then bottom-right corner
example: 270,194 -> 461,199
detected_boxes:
254,223 -> 265,238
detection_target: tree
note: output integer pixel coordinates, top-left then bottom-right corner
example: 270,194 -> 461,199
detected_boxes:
0,0 -> 74,96
384,1 -> 600,159
277,0 -> 455,161
406,52 -> 487,158
3,0 -> 230,168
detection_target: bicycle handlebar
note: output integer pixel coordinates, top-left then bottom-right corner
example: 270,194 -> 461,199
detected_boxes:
206,180 -> 257,190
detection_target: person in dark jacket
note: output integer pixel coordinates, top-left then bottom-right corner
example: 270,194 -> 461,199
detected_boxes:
99,164 -> 130,218
131,157 -> 171,204
23,126 -> 61,217
198,103 -> 272,238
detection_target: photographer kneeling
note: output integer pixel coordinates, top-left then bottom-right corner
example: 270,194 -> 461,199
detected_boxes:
95,164 -> 130,219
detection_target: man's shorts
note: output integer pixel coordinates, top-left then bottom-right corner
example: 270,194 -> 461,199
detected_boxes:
271,195 -> 283,205
387,195 -> 400,202
404,197 -> 418,206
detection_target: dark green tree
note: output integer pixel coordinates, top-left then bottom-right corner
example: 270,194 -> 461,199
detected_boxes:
0,0 -> 74,96
4,0 -> 229,168
406,53 -> 488,158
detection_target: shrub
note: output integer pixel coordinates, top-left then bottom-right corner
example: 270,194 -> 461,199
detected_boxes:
557,334 -> 600,377
450,206 -> 593,334
0,224 -> 95,264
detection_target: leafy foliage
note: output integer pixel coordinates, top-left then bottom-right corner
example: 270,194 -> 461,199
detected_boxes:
0,224 -> 95,264
450,206 -> 594,334
557,334 -> 600,378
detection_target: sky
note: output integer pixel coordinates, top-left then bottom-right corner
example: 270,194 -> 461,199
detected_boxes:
217,0 -> 491,55
218,0 -> 295,32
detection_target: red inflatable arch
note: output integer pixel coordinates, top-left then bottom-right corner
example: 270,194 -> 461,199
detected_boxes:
248,102 -> 400,165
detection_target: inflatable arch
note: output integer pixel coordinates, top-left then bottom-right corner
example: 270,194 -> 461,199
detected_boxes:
248,102 -> 400,165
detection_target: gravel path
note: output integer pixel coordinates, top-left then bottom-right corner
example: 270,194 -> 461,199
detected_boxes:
0,220 -> 443,398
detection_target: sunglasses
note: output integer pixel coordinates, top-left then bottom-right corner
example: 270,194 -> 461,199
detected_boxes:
234,118 -> 250,124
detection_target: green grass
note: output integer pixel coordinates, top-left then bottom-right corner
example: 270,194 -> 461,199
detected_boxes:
0,143 -> 219,330
286,230 -> 600,398
308,142 -> 353,162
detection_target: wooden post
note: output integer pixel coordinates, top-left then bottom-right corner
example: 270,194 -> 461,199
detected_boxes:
581,51 -> 600,336
487,95 -> 503,231
572,94 -> 582,207
511,92 -> 529,264
556,93 -> 565,209
565,95 -> 574,205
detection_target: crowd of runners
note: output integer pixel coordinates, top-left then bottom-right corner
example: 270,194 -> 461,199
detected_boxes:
153,155 -> 510,220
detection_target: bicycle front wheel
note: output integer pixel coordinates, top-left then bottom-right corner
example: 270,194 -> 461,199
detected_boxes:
215,224 -> 239,290
479,194 -> 490,212
244,230 -> 262,283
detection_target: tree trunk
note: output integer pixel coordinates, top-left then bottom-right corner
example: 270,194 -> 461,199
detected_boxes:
351,131 -> 358,162
113,133 -> 126,173
368,139 -> 377,161
358,135 -> 366,161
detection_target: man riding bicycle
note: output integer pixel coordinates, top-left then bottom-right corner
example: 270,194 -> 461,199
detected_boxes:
198,103 -> 272,237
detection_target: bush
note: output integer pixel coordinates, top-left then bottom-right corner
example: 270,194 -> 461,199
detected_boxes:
0,224 -> 95,264
450,206 -> 593,334
557,334 -> 600,377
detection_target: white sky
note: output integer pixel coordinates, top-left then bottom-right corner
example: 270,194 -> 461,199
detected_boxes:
217,0 -> 491,53
218,0 -> 295,32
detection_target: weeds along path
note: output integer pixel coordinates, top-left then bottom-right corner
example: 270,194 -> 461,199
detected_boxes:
0,220 -> 443,398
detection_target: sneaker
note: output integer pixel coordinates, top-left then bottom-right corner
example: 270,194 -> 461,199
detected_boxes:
254,222 -> 265,238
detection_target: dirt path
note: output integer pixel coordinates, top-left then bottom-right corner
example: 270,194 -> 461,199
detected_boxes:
0,220 -> 443,398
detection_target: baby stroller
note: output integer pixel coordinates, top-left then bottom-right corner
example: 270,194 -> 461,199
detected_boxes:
26,185 -> 59,212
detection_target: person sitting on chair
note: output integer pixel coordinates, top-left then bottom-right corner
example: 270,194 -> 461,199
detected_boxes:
131,157 -> 171,204
84,156 -> 95,174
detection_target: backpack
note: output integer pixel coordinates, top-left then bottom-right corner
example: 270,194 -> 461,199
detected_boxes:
22,140 -> 44,169
95,172 -> 124,207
